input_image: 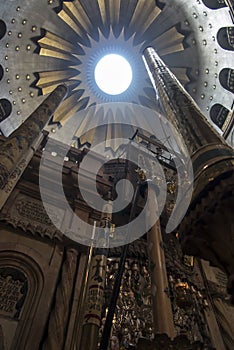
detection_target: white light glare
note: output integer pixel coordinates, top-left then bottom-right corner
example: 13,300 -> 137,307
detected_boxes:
94,54 -> 132,95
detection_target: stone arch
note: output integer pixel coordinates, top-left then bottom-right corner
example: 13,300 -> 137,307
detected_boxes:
210,103 -> 230,130
219,68 -> 234,93
217,27 -> 234,51
0,99 -> 12,122
0,245 -> 44,350
202,0 -> 227,9
0,65 -> 3,82
0,20 -> 6,40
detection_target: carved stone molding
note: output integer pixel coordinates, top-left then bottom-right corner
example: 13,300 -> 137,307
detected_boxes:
0,193 -> 63,241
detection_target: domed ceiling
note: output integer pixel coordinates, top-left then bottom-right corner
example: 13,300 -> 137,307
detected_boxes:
0,0 -> 233,146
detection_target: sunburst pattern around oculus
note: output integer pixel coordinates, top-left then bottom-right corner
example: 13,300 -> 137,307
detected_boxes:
34,0 -> 190,128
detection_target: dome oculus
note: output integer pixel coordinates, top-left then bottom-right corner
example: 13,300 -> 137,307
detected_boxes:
94,54 -> 133,95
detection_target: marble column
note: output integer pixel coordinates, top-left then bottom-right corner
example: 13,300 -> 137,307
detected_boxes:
0,84 -> 67,210
143,47 -> 234,303
147,184 -> 175,339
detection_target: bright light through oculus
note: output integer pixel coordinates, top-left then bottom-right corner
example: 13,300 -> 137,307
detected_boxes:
94,54 -> 132,95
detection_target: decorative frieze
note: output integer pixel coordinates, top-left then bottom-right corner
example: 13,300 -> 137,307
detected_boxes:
15,199 -> 60,226
0,194 -> 63,240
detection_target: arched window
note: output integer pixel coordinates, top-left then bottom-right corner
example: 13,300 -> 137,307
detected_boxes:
217,27 -> 234,51
210,103 -> 230,130
0,267 -> 28,319
0,20 -> 6,40
0,65 -> 3,81
0,99 -> 12,122
202,0 -> 227,9
219,68 -> 234,93
0,248 -> 44,350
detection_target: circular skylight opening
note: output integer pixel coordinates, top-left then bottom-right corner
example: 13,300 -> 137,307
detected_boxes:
94,54 -> 132,95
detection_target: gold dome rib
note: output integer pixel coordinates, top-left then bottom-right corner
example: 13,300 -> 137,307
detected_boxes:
159,43 -> 184,56
109,0 -> 121,28
53,93 -> 87,124
128,0 -> 161,38
38,31 -> 81,55
97,0 -> 109,30
106,126 -> 120,150
37,70 -> 79,85
37,81 -> 76,96
75,107 -> 98,140
38,31 -> 82,63
70,78 -> 96,106
36,69 -> 81,95
58,1 -> 94,39
106,109 -> 115,149
78,107 -> 97,131
151,26 -> 185,54
69,75 -> 82,82
76,107 -> 104,147
39,48 -> 76,62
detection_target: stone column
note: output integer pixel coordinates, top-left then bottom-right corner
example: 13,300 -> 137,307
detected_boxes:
143,47 -> 234,303
0,84 -> 67,210
79,201 -> 112,350
43,248 -> 79,350
143,47 -> 225,154
147,184 -> 175,338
